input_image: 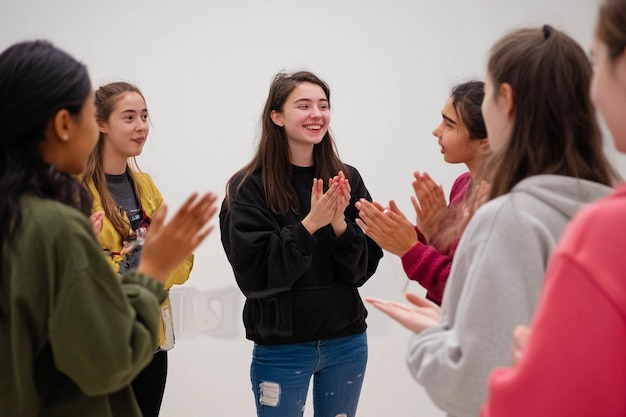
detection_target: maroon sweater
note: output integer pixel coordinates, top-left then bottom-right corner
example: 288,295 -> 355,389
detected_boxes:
400,172 -> 471,305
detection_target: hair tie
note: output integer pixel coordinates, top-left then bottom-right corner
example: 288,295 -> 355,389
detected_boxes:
543,25 -> 553,39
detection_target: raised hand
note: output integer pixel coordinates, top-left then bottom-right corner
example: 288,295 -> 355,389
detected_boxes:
365,291 -> 441,333
137,192 -> 218,284
329,171 -> 350,236
355,198 -> 418,256
89,211 -> 105,237
302,178 -> 340,235
411,171 -> 448,243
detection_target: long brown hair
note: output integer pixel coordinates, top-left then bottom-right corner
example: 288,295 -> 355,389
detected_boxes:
81,82 -> 146,237
224,71 -> 347,215
596,0 -> 626,62
485,26 -> 618,200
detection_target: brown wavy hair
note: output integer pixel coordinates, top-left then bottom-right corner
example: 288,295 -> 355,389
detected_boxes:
224,71 -> 348,215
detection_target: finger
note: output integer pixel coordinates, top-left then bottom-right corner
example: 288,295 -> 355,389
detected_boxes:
410,196 -> 424,219
365,296 -> 390,304
367,297 -> 418,313
512,347 -> 524,366
193,196 -> 219,225
405,292 -> 441,312
419,186 -> 445,214
357,199 -> 383,217
428,184 -> 447,208
513,325 -> 530,349
189,224 -> 216,248
355,218 -> 370,233
413,177 -> 432,202
90,211 -> 105,222
367,300 -> 405,322
316,178 -> 324,198
358,203 -> 397,232
387,200 -> 409,221
176,192 -> 217,229
338,180 -> 351,199
421,172 -> 439,188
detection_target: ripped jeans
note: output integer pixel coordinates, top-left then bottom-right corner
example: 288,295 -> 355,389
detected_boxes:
250,332 -> 368,417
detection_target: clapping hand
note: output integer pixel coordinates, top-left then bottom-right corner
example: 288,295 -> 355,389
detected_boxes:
137,192 -> 218,284
365,292 -> 441,333
89,211 -> 104,237
411,171 -> 448,243
329,171 -> 350,236
355,199 -> 418,256
302,176 -> 341,235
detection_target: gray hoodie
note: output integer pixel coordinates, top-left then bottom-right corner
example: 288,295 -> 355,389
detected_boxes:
406,175 -> 612,417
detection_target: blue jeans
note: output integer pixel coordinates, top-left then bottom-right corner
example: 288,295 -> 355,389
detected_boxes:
250,332 -> 368,417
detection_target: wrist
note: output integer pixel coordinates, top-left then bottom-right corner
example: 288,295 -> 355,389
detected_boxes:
302,217 -> 322,235
397,237 -> 419,257
137,260 -> 168,284
331,217 -> 347,236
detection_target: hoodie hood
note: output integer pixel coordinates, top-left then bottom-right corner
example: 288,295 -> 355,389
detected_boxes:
510,175 -> 613,219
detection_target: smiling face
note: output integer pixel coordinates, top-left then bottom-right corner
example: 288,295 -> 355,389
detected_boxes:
270,81 -> 330,157
99,91 -> 149,171
590,36 -> 626,152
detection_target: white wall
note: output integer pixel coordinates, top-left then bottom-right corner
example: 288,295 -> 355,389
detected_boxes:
2,1 -> 624,416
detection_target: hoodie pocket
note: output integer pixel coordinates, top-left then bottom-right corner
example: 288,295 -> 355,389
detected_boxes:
244,293 -> 293,337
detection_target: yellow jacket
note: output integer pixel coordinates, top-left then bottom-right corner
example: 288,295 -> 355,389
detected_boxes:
84,172 -> 193,349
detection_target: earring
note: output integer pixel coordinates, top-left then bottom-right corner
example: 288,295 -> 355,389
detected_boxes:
61,134 -> 69,141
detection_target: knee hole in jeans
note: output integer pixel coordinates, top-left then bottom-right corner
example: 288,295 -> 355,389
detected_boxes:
259,381 -> 280,407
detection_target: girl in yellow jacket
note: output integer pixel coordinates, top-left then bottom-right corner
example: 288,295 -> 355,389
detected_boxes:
82,81 -> 192,417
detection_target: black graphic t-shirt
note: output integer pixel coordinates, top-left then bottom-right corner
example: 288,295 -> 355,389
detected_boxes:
105,172 -> 142,230
105,173 -> 145,273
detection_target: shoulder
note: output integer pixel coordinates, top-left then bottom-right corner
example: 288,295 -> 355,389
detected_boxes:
81,178 -> 102,211
134,171 -> 158,189
342,163 -> 360,178
454,171 -> 471,186
227,169 -> 264,205
342,163 -> 366,186
21,197 -> 93,242
560,187 -> 626,249
461,192 -> 538,248
228,168 -> 261,189
450,171 -> 471,198
552,186 -> 626,306
134,171 -> 162,210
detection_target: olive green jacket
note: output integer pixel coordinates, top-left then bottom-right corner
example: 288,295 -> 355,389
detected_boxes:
0,196 -> 167,417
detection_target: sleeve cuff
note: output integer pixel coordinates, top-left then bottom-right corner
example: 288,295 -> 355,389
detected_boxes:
121,270 -> 169,303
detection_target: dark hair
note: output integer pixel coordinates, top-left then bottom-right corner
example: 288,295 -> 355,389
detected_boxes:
596,0 -> 626,62
451,80 -> 487,141
485,26 -> 618,199
225,70 -> 347,215
0,40 -> 93,246
430,80 -> 488,252
82,82 -> 146,237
